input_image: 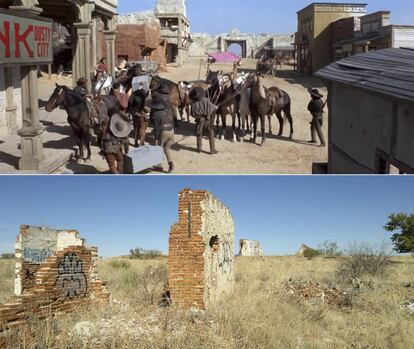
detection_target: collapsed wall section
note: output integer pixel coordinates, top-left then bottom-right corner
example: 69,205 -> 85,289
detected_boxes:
168,189 -> 234,309
239,239 -> 264,257
0,226 -> 109,347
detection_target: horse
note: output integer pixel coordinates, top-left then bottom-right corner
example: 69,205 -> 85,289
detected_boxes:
215,74 -> 240,142
234,73 -> 253,139
45,84 -> 120,161
246,74 -> 293,145
177,70 -> 222,122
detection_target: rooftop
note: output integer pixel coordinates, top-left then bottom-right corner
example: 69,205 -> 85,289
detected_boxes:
316,48 -> 414,102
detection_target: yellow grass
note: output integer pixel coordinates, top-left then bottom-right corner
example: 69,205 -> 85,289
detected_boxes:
0,256 -> 413,348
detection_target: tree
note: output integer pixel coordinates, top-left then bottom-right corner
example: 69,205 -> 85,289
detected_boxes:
384,213 -> 414,253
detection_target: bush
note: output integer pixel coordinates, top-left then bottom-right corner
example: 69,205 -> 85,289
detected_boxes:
317,241 -> 341,257
303,247 -> 321,260
109,259 -> 131,269
137,265 -> 168,305
337,242 -> 391,282
1,253 -> 14,259
129,247 -> 163,260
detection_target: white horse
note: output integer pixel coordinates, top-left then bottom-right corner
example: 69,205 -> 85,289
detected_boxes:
94,74 -> 114,95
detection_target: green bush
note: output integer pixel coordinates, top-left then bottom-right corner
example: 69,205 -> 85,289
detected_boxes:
109,259 -> 131,269
1,253 -> 14,259
317,241 -> 342,257
129,247 -> 163,260
303,248 -> 321,260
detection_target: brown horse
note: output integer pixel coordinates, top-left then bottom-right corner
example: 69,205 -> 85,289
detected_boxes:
46,84 -> 121,160
247,74 -> 293,145
215,74 -> 240,142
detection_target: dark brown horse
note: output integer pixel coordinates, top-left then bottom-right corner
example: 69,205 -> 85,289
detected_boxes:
46,84 -> 119,161
149,76 -> 181,125
247,74 -> 293,145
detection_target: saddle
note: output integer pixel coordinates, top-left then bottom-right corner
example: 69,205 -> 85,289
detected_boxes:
87,98 -> 105,127
265,87 -> 285,110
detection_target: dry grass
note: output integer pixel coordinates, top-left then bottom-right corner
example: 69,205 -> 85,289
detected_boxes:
0,256 -> 413,348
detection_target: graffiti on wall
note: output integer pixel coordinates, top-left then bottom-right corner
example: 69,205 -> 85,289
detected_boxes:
23,247 -> 53,264
218,242 -> 233,274
56,253 -> 87,299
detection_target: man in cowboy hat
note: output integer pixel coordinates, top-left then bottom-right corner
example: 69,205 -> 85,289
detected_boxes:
99,113 -> 132,174
307,88 -> 326,147
148,96 -> 175,173
190,87 -> 218,155
152,83 -> 178,130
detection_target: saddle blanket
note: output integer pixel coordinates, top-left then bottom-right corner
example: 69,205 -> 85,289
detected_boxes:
123,145 -> 165,174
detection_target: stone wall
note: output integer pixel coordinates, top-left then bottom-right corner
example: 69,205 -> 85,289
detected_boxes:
0,226 -> 110,348
190,31 -> 294,58
239,239 -> 264,257
168,189 -> 234,309
156,0 -> 187,17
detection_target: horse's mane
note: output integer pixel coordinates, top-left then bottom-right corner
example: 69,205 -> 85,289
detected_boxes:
63,87 -> 86,106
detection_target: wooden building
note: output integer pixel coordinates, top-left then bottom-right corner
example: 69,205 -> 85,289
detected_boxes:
315,48 -> 414,174
332,11 -> 414,60
295,2 -> 367,74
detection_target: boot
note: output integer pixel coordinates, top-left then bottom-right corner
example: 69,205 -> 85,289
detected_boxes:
197,136 -> 202,153
209,136 -> 218,155
168,161 -> 174,173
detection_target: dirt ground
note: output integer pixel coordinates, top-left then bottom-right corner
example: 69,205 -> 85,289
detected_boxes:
50,58 -> 328,174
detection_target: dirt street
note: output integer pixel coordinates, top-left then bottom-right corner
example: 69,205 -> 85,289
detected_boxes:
50,58 -> 327,174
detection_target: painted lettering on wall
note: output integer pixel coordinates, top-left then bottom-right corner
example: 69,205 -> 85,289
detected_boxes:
0,10 -> 53,64
23,247 -> 53,263
56,253 -> 87,299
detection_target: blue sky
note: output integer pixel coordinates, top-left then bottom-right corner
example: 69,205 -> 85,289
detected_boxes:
118,0 -> 414,34
0,176 -> 413,257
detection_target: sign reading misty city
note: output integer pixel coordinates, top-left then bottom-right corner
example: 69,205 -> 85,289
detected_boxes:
0,9 -> 53,65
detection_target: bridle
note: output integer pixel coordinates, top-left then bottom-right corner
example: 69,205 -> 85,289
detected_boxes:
48,86 -> 65,109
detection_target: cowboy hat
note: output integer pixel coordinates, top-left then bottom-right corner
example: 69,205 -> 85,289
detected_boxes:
147,96 -> 167,110
189,87 -> 205,102
153,83 -> 170,95
308,88 -> 323,98
110,113 -> 133,138
77,77 -> 88,85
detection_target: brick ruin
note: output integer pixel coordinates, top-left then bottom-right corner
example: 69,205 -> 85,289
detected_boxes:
168,189 -> 235,309
117,12 -> 167,70
239,239 -> 264,257
0,226 -> 109,347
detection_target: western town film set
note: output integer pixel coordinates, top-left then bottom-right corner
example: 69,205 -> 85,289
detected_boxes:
0,1 -> 413,348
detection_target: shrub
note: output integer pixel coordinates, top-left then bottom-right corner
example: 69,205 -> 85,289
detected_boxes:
303,247 -> 321,260
109,259 -> 131,269
138,265 -> 168,305
1,253 -> 14,259
337,242 -> 391,282
317,241 -> 341,257
129,247 -> 163,260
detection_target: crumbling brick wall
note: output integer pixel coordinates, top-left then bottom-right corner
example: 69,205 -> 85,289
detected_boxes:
0,226 -> 109,347
115,24 -> 166,70
239,239 -> 264,257
168,189 -> 234,309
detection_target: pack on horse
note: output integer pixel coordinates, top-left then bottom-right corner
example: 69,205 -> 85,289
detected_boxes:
246,73 -> 294,145
46,84 -> 120,161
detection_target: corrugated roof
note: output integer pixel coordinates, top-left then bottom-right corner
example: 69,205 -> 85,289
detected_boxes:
315,48 -> 414,102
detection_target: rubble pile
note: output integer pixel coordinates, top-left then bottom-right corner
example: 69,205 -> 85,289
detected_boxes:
284,279 -> 348,306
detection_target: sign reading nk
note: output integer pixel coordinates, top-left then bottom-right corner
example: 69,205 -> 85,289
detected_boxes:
0,9 -> 53,65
